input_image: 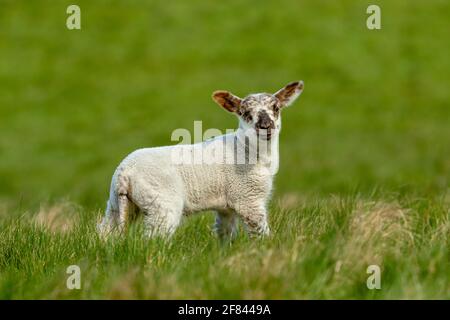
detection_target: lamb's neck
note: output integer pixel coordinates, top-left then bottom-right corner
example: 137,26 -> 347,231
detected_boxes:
235,128 -> 280,175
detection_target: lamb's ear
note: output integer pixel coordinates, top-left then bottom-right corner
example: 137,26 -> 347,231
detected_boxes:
274,81 -> 304,107
212,90 -> 242,114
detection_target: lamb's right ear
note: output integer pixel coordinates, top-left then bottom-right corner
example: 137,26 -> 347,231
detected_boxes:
212,91 -> 242,114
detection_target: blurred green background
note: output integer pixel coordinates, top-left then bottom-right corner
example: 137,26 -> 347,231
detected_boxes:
0,0 -> 449,209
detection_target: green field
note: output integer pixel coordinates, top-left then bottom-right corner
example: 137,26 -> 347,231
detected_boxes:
0,0 -> 449,299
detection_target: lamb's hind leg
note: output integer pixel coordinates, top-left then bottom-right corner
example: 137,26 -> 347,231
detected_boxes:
214,209 -> 238,240
98,195 -> 137,237
98,196 -> 132,237
141,196 -> 184,238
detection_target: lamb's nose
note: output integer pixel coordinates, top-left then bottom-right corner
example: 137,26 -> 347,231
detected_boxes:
257,119 -> 271,129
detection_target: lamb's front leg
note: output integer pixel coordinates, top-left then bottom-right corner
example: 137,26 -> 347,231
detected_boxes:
235,203 -> 270,237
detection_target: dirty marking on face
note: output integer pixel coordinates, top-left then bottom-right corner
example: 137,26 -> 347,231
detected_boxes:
240,93 -> 280,124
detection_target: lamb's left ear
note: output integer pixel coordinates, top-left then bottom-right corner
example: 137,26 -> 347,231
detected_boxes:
274,81 -> 304,107
212,90 -> 242,114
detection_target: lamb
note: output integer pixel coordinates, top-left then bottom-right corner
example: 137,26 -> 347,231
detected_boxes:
98,81 -> 304,239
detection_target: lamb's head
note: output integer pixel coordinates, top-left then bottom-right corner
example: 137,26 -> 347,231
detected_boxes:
212,81 -> 304,140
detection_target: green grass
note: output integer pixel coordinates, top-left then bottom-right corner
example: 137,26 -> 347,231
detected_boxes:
0,0 -> 449,299
0,195 -> 448,299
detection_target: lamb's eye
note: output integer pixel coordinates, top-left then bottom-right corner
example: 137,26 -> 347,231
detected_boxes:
243,111 -> 252,121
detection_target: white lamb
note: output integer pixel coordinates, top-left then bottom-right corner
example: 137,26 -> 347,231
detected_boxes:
98,81 -> 304,238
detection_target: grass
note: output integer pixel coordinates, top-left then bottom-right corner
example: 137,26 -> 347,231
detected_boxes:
0,194 -> 448,299
0,1 -> 449,299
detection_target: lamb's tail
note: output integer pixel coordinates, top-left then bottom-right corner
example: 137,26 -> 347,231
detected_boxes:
117,173 -> 137,225
98,169 -> 132,237
97,199 -> 115,237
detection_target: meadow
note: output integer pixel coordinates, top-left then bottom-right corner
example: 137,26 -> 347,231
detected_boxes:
0,0 -> 449,299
